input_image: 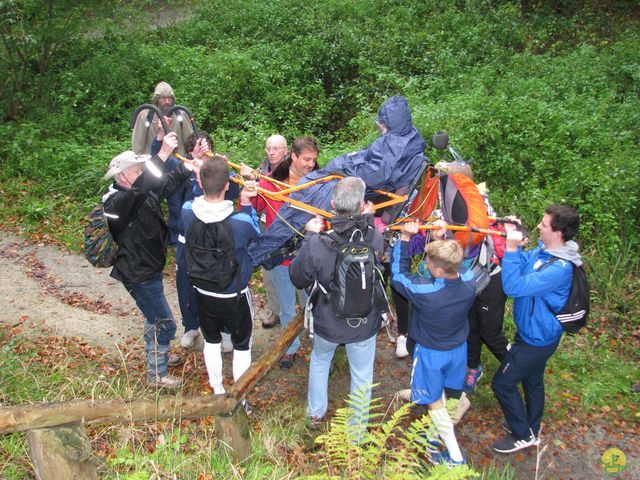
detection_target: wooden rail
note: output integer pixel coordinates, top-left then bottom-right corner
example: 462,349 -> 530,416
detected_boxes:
0,313 -> 305,478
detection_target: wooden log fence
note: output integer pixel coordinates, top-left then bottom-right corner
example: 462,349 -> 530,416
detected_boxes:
0,313 -> 305,479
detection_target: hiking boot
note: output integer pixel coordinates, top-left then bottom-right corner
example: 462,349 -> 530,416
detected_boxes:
396,335 -> 409,358
221,332 -> 233,354
180,329 -> 200,348
463,365 -> 483,393
167,354 -> 183,367
491,434 -> 539,454
451,393 -> 471,426
146,374 -> 183,389
262,314 -> 280,329
279,353 -> 296,370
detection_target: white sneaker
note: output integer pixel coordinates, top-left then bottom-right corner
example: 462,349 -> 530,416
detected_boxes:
451,393 -> 471,426
221,332 -> 233,353
396,388 -> 412,402
180,329 -> 200,348
396,335 -> 409,358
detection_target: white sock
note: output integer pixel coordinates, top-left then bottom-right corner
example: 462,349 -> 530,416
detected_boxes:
232,349 -> 252,382
429,407 -> 464,462
203,342 -> 225,394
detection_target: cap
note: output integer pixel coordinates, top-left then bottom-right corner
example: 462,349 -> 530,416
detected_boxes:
104,151 -> 150,180
153,81 -> 175,98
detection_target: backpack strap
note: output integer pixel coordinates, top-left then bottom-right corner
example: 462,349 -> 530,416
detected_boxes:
536,256 -> 562,315
146,108 -> 155,129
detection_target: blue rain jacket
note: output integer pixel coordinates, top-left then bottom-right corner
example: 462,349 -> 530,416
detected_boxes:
248,95 -> 428,268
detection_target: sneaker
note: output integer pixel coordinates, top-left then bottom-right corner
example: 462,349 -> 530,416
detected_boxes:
167,354 -> 183,367
492,434 -> 539,453
428,450 -> 466,467
221,332 -> 233,353
262,314 -> 280,329
463,365 -> 483,393
240,399 -> 252,415
451,393 -> 471,426
396,388 -> 412,402
419,434 -> 443,454
501,421 -> 541,442
382,312 -> 398,343
180,329 -> 200,348
279,353 -> 296,369
396,335 -> 409,358
632,382 -> 640,394
147,374 -> 183,389
309,416 -> 324,430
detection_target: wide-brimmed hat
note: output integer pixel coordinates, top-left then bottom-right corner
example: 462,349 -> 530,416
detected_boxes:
104,151 -> 150,180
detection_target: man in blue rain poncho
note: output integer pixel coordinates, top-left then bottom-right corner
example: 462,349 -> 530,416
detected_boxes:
248,95 -> 428,268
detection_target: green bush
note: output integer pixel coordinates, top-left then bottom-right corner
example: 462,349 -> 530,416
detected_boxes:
0,0 -> 638,313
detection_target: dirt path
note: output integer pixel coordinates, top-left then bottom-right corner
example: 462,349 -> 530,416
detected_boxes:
0,233 -> 637,479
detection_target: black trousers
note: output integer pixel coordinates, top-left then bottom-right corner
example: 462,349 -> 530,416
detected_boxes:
195,290 -> 253,351
492,335 -> 559,439
467,270 -> 509,368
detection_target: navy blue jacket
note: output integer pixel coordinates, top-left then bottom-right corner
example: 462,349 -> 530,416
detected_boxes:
391,240 -> 476,350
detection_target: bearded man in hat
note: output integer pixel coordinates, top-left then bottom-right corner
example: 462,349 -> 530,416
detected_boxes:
103,132 -> 194,388
131,81 -> 194,156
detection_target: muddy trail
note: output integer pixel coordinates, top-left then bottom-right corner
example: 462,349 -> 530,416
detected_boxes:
0,233 -> 637,479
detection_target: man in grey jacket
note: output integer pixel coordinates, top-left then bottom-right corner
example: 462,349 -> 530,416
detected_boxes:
289,177 -> 383,437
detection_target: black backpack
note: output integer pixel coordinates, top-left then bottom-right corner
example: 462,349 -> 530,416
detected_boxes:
83,203 -> 117,268
185,217 -> 237,292
320,228 -> 387,324
539,257 -> 590,334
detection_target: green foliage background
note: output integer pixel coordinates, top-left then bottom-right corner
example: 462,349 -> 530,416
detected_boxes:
1,0 -> 639,302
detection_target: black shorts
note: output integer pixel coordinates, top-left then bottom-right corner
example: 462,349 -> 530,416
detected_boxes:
195,288 -> 253,350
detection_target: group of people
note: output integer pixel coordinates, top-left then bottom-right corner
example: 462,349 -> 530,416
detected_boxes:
102,82 -> 582,465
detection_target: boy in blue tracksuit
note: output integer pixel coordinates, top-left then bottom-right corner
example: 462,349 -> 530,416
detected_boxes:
182,156 -> 259,397
391,222 -> 476,466
491,204 -> 581,453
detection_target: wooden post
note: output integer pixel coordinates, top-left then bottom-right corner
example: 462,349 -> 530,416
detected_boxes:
229,313 -> 304,399
0,395 -> 238,433
215,399 -> 252,463
28,424 -> 97,480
